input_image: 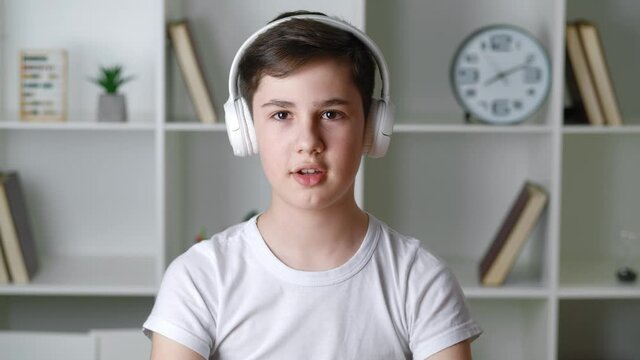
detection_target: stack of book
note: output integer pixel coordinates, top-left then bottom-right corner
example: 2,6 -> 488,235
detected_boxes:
565,20 -> 623,126
479,182 -> 548,286
0,172 -> 39,284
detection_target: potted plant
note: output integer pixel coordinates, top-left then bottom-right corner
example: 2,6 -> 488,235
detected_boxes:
90,65 -> 134,122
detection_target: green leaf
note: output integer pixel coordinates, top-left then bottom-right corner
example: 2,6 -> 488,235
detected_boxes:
89,64 -> 135,93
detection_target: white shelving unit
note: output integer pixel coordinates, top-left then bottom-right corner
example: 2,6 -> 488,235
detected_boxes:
0,0 -> 638,359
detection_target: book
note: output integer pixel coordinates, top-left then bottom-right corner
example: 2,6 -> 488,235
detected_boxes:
0,237 -> 10,283
565,22 -> 605,125
0,172 -> 39,283
479,182 -> 548,286
168,20 -> 217,124
576,20 -> 623,126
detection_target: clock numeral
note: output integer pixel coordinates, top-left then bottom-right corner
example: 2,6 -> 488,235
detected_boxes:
492,99 -> 510,116
523,67 -> 542,83
465,88 -> 476,98
526,53 -> 536,63
527,88 -> 536,96
464,53 -> 479,64
513,100 -> 523,110
491,34 -> 512,52
456,68 -> 479,85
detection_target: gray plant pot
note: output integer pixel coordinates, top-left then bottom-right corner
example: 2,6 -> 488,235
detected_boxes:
97,93 -> 127,122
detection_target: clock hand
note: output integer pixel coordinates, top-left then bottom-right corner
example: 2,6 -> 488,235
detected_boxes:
483,71 -> 508,87
484,55 -> 535,86
482,53 -> 510,86
484,64 -> 527,86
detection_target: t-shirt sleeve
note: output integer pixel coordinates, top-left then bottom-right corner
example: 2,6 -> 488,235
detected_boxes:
406,250 -> 482,360
142,246 -> 217,359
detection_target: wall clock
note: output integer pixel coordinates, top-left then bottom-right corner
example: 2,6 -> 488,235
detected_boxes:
450,25 -> 551,125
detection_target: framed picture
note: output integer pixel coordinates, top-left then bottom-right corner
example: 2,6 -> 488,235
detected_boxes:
19,49 -> 67,122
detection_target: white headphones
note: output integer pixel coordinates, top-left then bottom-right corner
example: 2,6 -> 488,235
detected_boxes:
224,14 -> 394,158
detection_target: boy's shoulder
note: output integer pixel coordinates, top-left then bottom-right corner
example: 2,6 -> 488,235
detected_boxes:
170,219 -> 256,269
370,215 -> 448,273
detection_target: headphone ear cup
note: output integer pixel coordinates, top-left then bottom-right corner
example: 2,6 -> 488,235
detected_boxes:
365,99 -> 394,158
363,100 -> 379,155
224,97 -> 244,156
224,97 -> 258,157
240,97 -> 258,155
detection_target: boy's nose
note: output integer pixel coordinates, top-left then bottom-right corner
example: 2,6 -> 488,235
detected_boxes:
296,119 -> 325,154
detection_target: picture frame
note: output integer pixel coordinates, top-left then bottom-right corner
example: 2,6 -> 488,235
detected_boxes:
19,49 -> 67,122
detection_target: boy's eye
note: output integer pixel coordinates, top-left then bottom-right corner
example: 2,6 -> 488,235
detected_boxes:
322,110 -> 344,120
272,111 -> 290,120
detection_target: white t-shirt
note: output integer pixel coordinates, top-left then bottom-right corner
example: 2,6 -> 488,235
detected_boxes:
143,214 -> 481,359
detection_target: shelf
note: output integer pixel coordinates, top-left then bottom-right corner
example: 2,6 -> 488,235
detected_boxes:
393,123 -> 553,134
0,329 -> 150,360
559,287 -> 640,299
0,113 -> 155,131
464,287 -> 550,299
164,122 -> 227,132
447,257 -> 549,299
0,255 -> 158,296
559,258 -> 640,299
0,122 -> 156,132
0,0 -> 637,357
391,113 -> 552,133
563,124 -> 640,134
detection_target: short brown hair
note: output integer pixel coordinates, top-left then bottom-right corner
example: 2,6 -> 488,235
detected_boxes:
238,11 -> 376,118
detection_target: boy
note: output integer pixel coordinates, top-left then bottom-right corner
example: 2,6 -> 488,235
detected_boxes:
144,11 -> 482,360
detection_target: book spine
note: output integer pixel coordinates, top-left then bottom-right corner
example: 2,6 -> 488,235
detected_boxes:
483,186 -> 548,286
0,176 -> 29,283
564,28 -> 588,125
577,21 -> 623,126
565,23 -> 605,125
479,183 -> 530,280
168,21 -> 217,124
4,173 -> 38,279
0,237 -> 10,283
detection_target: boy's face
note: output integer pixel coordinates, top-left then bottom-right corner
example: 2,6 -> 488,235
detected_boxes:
252,58 -> 365,212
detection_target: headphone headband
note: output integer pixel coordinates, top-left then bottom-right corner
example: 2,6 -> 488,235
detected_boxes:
227,14 -> 390,103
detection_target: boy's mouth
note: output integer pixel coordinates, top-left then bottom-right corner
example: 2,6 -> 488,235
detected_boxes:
292,166 -> 326,186
298,168 -> 322,174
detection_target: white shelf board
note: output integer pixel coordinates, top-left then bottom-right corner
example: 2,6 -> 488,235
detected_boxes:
0,329 -> 151,360
559,287 -> 640,299
446,257 -> 549,299
0,254 -> 158,296
563,124 -> 640,134
560,258 -> 640,299
0,122 -> 156,131
464,286 -> 550,299
393,123 -> 553,134
0,112 -> 155,131
164,122 -> 227,132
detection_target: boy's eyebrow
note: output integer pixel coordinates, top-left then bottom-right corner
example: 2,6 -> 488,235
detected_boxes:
261,99 -> 294,108
261,98 -> 351,108
313,98 -> 351,107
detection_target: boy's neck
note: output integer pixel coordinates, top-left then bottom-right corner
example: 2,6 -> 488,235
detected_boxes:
256,200 -> 369,272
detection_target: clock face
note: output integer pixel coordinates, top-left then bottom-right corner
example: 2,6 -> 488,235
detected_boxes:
451,25 -> 551,124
